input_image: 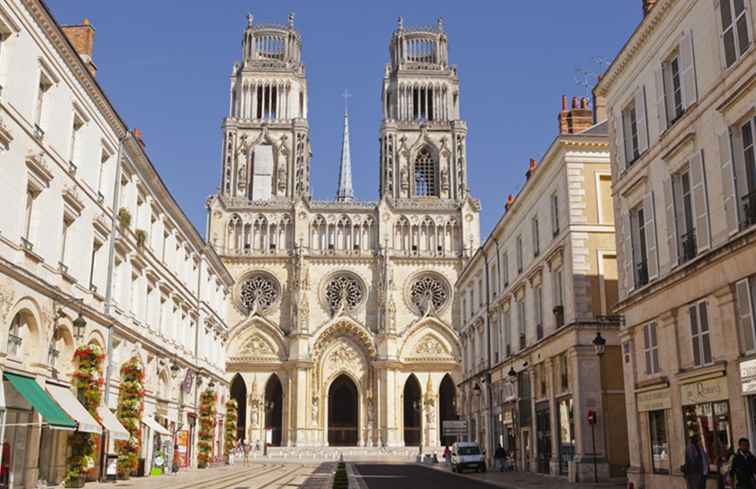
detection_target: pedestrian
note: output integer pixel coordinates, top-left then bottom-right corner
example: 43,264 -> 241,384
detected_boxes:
443,445 -> 450,465
494,444 -> 507,472
730,438 -> 756,489
685,434 -> 708,489
242,440 -> 250,466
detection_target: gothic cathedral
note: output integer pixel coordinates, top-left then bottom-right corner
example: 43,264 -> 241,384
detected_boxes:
206,15 -> 481,450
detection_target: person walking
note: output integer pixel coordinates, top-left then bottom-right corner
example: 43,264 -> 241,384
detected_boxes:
242,440 -> 250,466
494,444 -> 507,472
686,435 -> 708,489
443,446 -> 450,465
730,438 -> 756,489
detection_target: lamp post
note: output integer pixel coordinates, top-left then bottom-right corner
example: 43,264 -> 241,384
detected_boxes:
590,330 -> 606,483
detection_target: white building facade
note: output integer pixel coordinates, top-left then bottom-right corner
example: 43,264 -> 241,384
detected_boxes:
208,16 -> 480,452
0,1 -> 231,487
595,0 -> 755,488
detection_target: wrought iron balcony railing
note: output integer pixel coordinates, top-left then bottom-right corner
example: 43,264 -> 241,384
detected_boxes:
680,229 -> 697,263
743,190 -> 756,228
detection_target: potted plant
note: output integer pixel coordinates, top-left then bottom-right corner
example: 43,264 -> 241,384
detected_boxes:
224,399 -> 237,464
117,207 -> 132,229
197,389 -> 216,468
115,358 -> 144,479
135,229 -> 147,248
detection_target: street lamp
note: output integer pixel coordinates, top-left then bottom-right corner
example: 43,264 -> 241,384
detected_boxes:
592,331 -> 607,356
72,312 -> 86,340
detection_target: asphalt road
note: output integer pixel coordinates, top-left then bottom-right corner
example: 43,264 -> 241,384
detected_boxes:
355,464 -> 494,489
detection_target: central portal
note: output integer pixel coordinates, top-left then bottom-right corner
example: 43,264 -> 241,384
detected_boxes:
328,374 -> 358,446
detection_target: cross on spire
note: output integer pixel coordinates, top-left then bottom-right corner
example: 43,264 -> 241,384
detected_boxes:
342,89 -> 352,116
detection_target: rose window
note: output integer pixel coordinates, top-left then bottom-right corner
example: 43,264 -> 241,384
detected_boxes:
409,274 -> 449,315
324,274 -> 364,313
239,273 -> 279,314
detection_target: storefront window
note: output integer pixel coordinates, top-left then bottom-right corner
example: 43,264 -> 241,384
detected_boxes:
649,410 -> 670,473
683,401 -> 732,467
558,398 -> 575,475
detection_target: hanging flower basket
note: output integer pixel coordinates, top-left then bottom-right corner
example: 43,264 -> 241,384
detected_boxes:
115,357 -> 145,478
64,344 -> 104,487
197,389 -> 217,468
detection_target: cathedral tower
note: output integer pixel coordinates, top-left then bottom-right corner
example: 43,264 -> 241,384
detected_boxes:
220,13 -> 311,201
379,17 -> 468,202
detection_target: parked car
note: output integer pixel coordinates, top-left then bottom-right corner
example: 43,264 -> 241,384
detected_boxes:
450,442 -> 486,473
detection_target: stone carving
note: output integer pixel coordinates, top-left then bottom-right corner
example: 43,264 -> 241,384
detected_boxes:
415,335 -> 448,356
240,335 -> 274,356
329,344 -> 358,366
239,272 -> 280,315
311,396 -> 319,424
0,286 -> 15,322
386,296 -> 397,333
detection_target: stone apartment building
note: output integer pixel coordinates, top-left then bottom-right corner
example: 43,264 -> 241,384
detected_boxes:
457,97 -> 628,480
594,0 -> 755,488
0,1 -> 231,487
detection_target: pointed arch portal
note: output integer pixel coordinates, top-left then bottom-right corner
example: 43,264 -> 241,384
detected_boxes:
404,374 -> 422,446
328,374 -> 358,446
230,374 -> 247,441
265,374 -> 283,447
439,374 -> 458,447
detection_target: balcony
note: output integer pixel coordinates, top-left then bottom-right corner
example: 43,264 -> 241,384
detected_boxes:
680,229 -> 697,263
743,191 -> 756,228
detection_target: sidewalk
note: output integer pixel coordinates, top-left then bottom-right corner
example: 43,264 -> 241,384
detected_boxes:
419,463 -> 627,489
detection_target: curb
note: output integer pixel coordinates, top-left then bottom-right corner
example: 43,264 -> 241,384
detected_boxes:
414,463 -> 520,489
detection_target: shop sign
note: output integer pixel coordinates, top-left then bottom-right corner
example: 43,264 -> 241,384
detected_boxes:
443,420 -> 467,436
681,376 -> 729,406
501,409 -> 513,425
637,388 -> 671,412
740,359 -> 756,394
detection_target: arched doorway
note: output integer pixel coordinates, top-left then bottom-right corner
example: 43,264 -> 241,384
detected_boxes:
264,374 -> 283,446
438,374 -> 458,447
230,374 -> 247,441
403,374 -> 422,446
328,374 -> 358,446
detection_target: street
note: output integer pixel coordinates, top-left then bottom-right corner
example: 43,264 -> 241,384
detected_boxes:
354,464 -> 496,489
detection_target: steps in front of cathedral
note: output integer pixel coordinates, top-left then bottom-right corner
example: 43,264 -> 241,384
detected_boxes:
265,446 -> 423,462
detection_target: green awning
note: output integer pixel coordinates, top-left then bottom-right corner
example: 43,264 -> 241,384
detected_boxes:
3,372 -> 76,429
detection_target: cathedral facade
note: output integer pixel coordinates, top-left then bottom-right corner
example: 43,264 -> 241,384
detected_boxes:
206,15 -> 480,449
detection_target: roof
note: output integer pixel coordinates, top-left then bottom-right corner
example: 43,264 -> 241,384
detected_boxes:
576,119 -> 608,136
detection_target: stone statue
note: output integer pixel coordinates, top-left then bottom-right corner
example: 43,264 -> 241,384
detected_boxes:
311,396 -> 318,424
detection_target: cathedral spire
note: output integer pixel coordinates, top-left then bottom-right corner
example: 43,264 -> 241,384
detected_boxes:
336,90 -> 354,202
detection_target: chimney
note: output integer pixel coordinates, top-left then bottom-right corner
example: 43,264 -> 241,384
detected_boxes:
132,128 -> 145,148
558,94 -> 594,135
61,18 -> 96,76
642,0 -> 658,16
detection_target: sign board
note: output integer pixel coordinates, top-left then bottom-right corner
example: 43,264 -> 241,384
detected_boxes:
680,376 -> 729,406
636,388 -> 672,412
265,428 -> 273,444
443,420 -> 467,436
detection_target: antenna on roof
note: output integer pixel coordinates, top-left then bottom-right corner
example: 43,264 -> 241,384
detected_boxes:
574,57 -> 611,98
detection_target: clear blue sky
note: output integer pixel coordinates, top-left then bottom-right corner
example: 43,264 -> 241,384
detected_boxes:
49,1 -> 640,239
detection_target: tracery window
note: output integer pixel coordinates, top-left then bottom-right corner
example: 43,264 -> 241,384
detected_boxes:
324,273 -> 365,314
414,147 -> 438,197
407,272 -> 450,315
238,272 -> 280,314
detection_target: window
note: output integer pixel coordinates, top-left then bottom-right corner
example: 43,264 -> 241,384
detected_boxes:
517,298 -> 526,350
492,316 -> 500,364
597,174 -> 614,224
550,193 -> 559,236
478,278 -> 484,308
88,239 -> 103,292
113,258 -> 122,304
662,51 -> 684,125
97,148 -> 111,198
643,322 -> 660,375
501,251 -> 509,288
414,146 -> 438,197
735,276 -> 756,353
462,296 -> 467,321
553,269 -> 564,327
719,0 -> 751,68
503,308 -> 512,357
675,168 -> 696,260
59,216 -> 73,268
559,353 -> 569,391
34,71 -> 53,133
689,300 -> 712,367
649,410 -> 670,473
532,216 -> 540,257
534,286 -> 543,340
69,114 -> 84,164
7,313 -> 22,357
631,204 -> 650,287
516,235 -> 523,273
23,187 -> 38,243
739,118 -> 756,227
683,401 -> 731,468
666,153 -> 709,267
622,102 -> 640,163
621,89 -> 648,167
490,264 -> 498,299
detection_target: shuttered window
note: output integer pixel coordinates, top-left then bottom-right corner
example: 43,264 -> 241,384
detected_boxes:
643,322 -> 660,375
718,0 -> 752,68
736,277 -> 756,353
689,301 -> 712,367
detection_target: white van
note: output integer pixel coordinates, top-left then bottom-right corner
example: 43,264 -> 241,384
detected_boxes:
450,442 -> 486,473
